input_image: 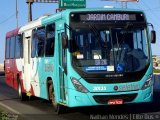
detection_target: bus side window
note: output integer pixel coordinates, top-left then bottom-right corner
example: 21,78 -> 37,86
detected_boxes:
45,24 -> 55,57
31,29 -> 37,58
5,38 -> 10,59
15,35 -> 22,58
20,34 -> 23,58
10,36 -> 15,59
37,27 -> 45,57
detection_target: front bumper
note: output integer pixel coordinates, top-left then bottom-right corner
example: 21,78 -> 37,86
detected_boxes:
67,86 -> 153,107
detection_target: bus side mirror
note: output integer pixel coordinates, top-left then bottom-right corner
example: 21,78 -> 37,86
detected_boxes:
151,30 -> 156,43
62,33 -> 68,49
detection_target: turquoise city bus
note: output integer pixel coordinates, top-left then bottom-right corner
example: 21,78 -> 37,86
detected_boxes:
6,8 -> 156,114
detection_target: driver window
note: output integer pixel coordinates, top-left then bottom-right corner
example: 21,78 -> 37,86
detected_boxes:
45,24 -> 55,57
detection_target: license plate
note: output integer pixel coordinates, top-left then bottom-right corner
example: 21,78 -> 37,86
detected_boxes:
108,99 -> 123,105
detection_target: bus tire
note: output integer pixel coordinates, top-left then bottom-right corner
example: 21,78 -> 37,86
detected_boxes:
49,84 -> 65,114
18,80 -> 28,101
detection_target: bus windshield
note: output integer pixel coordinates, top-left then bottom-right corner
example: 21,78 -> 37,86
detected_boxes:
70,24 -> 149,73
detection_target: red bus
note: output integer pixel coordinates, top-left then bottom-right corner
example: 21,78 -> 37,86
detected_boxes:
4,28 -> 23,91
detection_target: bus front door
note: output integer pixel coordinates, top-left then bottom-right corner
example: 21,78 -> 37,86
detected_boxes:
58,32 -> 67,103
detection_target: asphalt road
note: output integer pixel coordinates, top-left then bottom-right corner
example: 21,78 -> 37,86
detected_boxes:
1,75 -> 160,120
0,72 -> 4,76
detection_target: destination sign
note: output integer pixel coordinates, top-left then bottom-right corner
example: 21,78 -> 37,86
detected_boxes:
85,14 -> 135,21
70,12 -> 145,22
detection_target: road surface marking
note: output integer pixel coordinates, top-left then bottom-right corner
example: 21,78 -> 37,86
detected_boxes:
0,102 -> 21,115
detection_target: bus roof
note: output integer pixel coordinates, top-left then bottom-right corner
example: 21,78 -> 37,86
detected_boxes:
19,15 -> 49,33
6,28 -> 20,39
61,8 -> 144,13
42,8 -> 144,25
17,8 -> 145,33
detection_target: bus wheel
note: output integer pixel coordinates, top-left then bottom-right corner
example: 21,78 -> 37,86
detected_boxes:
18,81 -> 28,101
49,84 -> 65,114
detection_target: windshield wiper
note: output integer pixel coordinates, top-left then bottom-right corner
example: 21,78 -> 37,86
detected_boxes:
111,22 -> 134,72
89,24 -> 110,49
89,24 -> 102,48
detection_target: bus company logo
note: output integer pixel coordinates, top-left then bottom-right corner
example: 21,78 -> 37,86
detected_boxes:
114,84 -> 140,91
45,64 -> 54,72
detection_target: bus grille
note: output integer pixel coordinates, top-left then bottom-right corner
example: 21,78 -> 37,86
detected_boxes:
93,93 -> 137,104
83,77 -> 139,84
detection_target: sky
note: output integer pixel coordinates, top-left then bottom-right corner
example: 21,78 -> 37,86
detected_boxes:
0,0 -> 160,63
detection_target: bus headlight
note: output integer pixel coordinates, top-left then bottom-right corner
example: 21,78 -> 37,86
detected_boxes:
71,77 -> 89,93
141,74 -> 153,90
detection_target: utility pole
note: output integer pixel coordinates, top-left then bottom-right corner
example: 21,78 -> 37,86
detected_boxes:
26,0 -> 58,22
26,0 -> 33,22
16,0 -> 18,28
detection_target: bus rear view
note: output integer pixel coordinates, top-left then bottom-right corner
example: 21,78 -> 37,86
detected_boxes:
66,10 -> 155,107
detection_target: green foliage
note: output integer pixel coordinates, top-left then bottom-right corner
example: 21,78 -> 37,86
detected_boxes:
153,69 -> 160,73
0,111 -> 18,120
0,112 -> 8,120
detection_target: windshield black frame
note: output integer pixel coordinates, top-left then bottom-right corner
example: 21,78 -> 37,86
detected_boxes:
67,11 -> 150,83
